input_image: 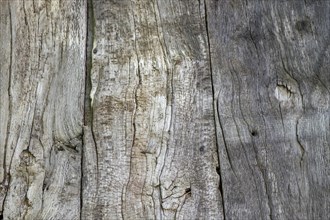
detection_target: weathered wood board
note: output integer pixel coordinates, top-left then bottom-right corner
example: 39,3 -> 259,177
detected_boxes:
0,0 -> 86,219
0,0 -> 329,219
207,1 -> 330,219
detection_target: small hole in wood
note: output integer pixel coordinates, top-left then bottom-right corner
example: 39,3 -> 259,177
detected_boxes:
185,188 -> 191,194
93,48 -> 98,54
295,20 -> 311,33
251,130 -> 258,136
199,146 -> 205,152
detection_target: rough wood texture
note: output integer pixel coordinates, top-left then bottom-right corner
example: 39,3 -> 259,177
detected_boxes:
207,0 -> 330,219
82,0 -> 221,219
0,0 -> 86,219
0,0 -> 329,219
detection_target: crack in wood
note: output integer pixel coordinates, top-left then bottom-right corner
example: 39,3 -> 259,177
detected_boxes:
121,2 -> 142,219
295,117 -> 305,169
1,2 -> 13,215
81,0 -> 99,219
204,1 -> 226,219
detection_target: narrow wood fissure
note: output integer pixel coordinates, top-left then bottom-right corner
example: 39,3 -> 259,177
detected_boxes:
1,2 -> 13,215
203,1 -> 226,219
295,117 -> 305,168
81,0 -> 97,218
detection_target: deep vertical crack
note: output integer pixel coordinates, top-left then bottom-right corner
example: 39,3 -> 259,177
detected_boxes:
203,1 -> 226,219
2,2 -> 13,215
83,0 -> 94,129
81,0 -> 96,218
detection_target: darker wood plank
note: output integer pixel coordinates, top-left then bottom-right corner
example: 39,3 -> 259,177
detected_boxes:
206,0 -> 330,219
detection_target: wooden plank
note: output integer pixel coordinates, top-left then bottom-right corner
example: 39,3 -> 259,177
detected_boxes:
82,0 -> 222,219
206,0 -> 330,219
0,0 -> 86,219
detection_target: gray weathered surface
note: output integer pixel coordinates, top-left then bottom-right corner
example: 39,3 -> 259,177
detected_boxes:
0,0 -> 329,219
207,0 -> 330,219
0,0 -> 86,219
82,0 -> 221,219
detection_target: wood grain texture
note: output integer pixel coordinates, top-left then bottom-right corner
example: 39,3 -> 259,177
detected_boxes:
207,0 -> 330,219
0,0 -> 329,219
82,0 -> 221,219
0,0 -> 86,219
